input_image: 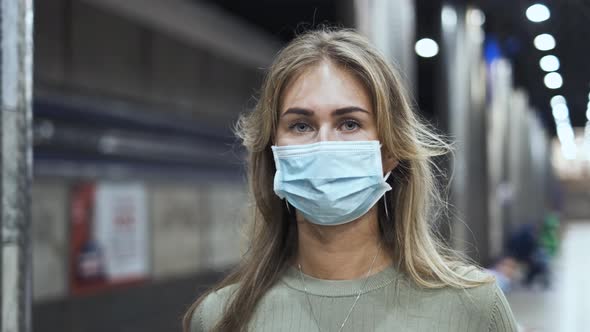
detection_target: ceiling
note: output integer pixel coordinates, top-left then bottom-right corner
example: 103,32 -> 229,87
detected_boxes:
201,0 -> 344,42
201,0 -> 590,135
476,0 -> 590,134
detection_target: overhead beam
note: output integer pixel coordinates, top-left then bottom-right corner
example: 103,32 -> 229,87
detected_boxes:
80,0 -> 281,68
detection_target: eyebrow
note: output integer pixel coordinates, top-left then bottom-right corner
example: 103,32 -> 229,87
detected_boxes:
281,107 -> 370,118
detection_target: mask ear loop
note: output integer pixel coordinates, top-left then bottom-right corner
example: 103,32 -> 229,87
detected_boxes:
383,171 -> 392,221
285,199 -> 292,215
383,192 -> 390,220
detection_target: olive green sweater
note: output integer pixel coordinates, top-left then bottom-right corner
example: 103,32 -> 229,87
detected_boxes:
191,265 -> 517,331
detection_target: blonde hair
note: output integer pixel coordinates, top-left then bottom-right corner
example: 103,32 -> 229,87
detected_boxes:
183,27 -> 491,332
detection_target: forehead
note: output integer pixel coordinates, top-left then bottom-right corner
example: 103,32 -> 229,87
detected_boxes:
280,62 -> 372,114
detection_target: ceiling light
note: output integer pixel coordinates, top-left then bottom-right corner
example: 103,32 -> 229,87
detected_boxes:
561,143 -> 577,160
557,122 -> 574,142
468,9 -> 486,26
544,72 -> 562,89
552,104 -> 569,121
526,4 -> 550,23
539,55 -> 560,72
534,34 -> 555,51
415,38 -> 439,58
442,6 -> 458,29
550,95 -> 566,107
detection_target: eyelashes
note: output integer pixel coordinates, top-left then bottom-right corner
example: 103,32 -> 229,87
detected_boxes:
287,119 -> 362,134
288,121 -> 313,133
341,119 -> 361,131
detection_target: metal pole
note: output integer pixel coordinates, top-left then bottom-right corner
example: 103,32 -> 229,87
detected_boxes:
440,3 -> 469,253
354,0 -> 416,89
1,0 -> 34,331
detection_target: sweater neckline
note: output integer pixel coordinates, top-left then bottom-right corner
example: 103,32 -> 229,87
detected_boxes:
281,263 -> 399,297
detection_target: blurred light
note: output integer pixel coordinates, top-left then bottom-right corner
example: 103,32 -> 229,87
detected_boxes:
442,6 -> 457,28
587,109 -> 590,121
484,38 -> 502,63
415,38 -> 439,58
539,55 -> 560,72
557,124 -> 575,147
468,9 -> 486,26
552,104 -> 569,121
534,34 -> 555,51
554,118 -> 571,126
526,4 -> 550,22
561,143 -> 577,160
550,95 -> 566,107
544,72 -> 563,89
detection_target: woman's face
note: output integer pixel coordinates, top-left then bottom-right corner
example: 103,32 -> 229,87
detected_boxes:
276,61 -> 377,146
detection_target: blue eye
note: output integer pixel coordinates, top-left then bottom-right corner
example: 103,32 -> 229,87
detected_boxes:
341,120 -> 360,131
289,122 -> 313,133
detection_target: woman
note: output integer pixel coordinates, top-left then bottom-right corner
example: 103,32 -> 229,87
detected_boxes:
184,28 -> 517,332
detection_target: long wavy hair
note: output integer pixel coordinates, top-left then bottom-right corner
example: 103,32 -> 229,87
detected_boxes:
183,28 -> 491,332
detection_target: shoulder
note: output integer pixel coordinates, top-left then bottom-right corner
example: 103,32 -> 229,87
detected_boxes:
189,284 -> 239,332
451,266 -> 518,331
189,281 -> 293,332
398,266 -> 493,308
397,265 -> 517,331
453,266 -> 502,308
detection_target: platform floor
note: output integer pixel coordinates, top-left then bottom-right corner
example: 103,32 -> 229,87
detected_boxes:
506,221 -> 590,332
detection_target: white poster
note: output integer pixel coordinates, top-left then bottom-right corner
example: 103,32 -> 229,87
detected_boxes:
94,182 -> 149,281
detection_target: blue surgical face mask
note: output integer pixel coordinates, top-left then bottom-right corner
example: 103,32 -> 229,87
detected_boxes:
271,140 -> 392,226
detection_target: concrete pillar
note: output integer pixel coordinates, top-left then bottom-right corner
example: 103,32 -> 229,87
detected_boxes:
1,0 -> 34,331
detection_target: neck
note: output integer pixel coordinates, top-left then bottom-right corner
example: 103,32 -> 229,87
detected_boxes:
294,206 -> 392,280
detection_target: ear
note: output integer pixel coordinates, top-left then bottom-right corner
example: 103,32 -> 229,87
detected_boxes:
383,154 -> 399,175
